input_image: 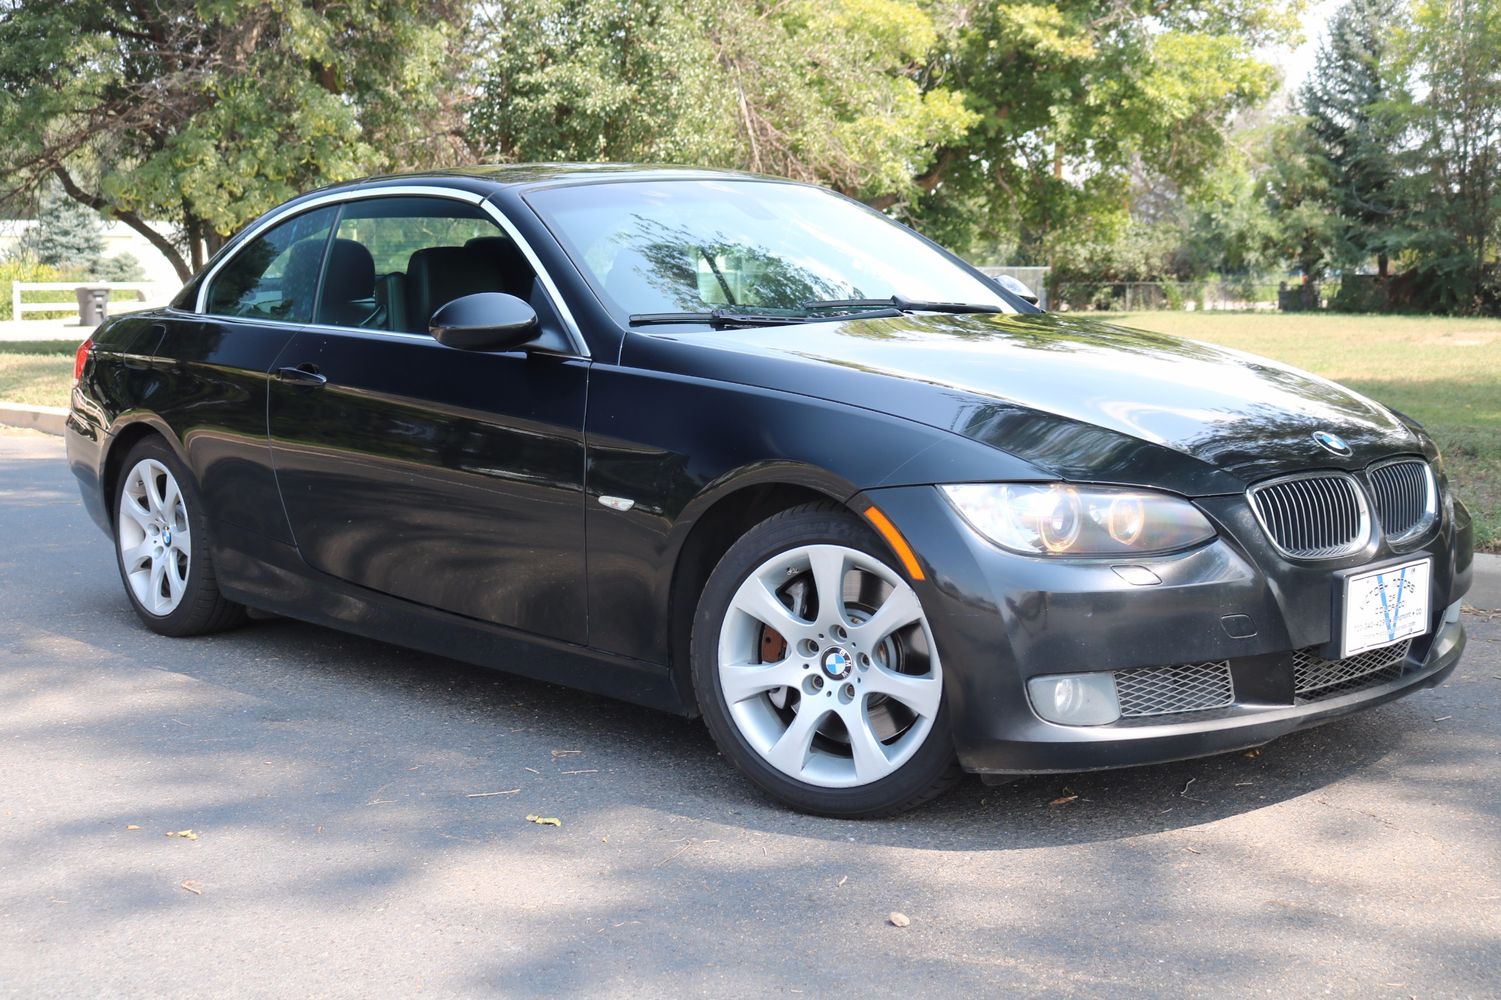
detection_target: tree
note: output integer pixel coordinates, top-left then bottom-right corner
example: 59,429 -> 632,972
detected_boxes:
1389,0 -> 1501,313
1300,0 -> 1406,276
0,1 -> 473,281
900,1 -> 1301,261
13,181 -> 104,271
1261,115 -> 1345,282
469,0 -> 978,204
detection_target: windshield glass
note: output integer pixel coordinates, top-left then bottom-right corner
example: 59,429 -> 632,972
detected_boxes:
526,179 -> 1013,320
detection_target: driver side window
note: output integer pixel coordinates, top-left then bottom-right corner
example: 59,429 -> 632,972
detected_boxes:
206,206 -> 337,323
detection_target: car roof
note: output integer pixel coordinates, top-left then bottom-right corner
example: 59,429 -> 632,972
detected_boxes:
312,163 -> 779,200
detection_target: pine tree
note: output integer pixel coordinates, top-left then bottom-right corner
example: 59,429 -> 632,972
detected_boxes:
1300,0 -> 1405,276
16,182 -> 104,272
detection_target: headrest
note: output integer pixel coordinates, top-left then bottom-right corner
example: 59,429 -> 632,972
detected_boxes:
321,238 -> 375,303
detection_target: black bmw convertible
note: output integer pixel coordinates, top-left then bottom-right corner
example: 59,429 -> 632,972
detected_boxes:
66,166 -> 1473,816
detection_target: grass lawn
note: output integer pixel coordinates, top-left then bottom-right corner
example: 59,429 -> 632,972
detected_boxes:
1117,312 -> 1501,551
0,340 -> 79,408
4,312 -> 1499,550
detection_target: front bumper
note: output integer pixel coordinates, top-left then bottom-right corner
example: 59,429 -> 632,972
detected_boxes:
860,485 -> 1472,776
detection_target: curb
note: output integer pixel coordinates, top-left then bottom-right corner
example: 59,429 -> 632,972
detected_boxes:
0,403 -> 67,436
1469,552 -> 1501,614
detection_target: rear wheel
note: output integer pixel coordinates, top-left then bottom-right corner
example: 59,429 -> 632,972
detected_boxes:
692,503 -> 959,817
112,437 -> 246,636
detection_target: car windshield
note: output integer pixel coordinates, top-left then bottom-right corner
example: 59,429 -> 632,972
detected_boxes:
526,179 -> 1014,322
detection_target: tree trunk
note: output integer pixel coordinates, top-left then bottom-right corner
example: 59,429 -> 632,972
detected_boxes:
51,167 -> 194,283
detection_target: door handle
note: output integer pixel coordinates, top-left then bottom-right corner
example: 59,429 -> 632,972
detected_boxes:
276,363 -> 328,387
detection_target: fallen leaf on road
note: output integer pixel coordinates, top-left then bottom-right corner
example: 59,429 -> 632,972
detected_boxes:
1049,795 -> 1079,806
525,814 -> 562,827
179,880 -> 203,895
126,825 -> 140,831
166,830 -> 198,841
1243,749 -> 1261,759
888,912 -> 911,928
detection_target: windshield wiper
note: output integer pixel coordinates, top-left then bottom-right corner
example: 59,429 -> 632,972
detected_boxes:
629,309 -> 814,328
802,295 -> 1006,315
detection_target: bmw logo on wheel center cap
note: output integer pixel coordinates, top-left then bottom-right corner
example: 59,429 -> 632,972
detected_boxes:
821,647 -> 853,680
1312,430 -> 1352,456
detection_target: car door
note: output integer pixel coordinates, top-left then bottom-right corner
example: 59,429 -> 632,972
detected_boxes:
266,194 -> 590,643
154,203 -> 341,546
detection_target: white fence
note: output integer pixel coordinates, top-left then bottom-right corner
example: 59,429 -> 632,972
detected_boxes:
10,281 -> 161,324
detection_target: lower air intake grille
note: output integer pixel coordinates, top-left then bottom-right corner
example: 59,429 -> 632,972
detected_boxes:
1294,640 -> 1411,699
1115,661 -> 1235,718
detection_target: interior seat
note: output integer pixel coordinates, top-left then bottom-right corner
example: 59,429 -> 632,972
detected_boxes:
315,238 -> 382,328
404,238 -> 535,334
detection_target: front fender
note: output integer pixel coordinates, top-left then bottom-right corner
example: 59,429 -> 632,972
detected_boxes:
581,361 -> 1043,665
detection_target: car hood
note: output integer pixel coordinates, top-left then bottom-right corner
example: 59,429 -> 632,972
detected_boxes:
631,312 -> 1422,495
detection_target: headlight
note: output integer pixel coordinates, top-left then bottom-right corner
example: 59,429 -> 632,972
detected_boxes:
940,483 -> 1216,556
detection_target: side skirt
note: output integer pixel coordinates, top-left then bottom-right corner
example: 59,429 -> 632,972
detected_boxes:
210,522 -> 693,716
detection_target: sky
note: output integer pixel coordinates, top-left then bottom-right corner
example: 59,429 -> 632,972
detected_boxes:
1267,0 -> 1344,95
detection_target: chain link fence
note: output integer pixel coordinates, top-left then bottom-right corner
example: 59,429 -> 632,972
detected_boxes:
1051,278 -> 1339,313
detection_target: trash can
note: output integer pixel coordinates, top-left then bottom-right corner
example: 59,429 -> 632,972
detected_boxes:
75,285 -> 111,327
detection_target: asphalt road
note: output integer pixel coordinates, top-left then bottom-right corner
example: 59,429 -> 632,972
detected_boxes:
2,429 -> 1498,999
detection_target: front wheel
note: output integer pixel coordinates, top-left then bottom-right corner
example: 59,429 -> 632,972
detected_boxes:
692,503 -> 959,817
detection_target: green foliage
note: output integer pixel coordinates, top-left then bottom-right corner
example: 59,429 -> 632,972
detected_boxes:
0,1 -> 471,280
0,259 -> 72,321
469,0 -> 976,203
1387,0 -> 1501,314
12,183 -> 104,271
905,1 -> 1298,261
97,253 -> 145,282
1300,0 -> 1407,275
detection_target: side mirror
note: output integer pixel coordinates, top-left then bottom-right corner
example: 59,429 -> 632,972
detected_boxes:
429,292 -> 539,351
993,273 -> 1040,306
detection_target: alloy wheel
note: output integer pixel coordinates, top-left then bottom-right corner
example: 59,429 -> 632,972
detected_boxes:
716,543 -> 942,788
117,458 -> 192,616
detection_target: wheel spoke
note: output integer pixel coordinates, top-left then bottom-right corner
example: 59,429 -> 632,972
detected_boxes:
166,556 -> 187,603
720,658 -> 805,704
120,497 -> 153,530
864,665 -> 942,719
764,698 -> 830,776
843,701 -> 894,782
121,538 -> 153,571
851,586 -> 923,647
148,557 -> 168,613
144,466 -> 167,515
806,546 -> 848,625
730,574 -> 807,634
161,476 -> 182,524
171,525 -> 191,559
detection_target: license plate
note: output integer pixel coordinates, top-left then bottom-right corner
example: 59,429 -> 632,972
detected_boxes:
1339,557 -> 1431,658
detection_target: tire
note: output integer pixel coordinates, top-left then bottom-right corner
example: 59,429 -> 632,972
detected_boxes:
111,436 -> 247,637
692,502 -> 960,817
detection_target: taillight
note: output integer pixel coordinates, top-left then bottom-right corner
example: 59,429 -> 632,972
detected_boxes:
73,337 -> 94,383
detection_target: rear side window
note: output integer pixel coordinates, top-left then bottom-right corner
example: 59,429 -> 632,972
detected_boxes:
206,206 -> 338,322
316,196 -> 537,334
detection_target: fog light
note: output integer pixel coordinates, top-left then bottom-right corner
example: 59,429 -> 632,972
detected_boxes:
1444,600 -> 1462,624
1027,672 -> 1121,726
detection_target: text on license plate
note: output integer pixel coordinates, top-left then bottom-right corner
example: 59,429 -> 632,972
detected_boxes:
1341,557 -> 1431,658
